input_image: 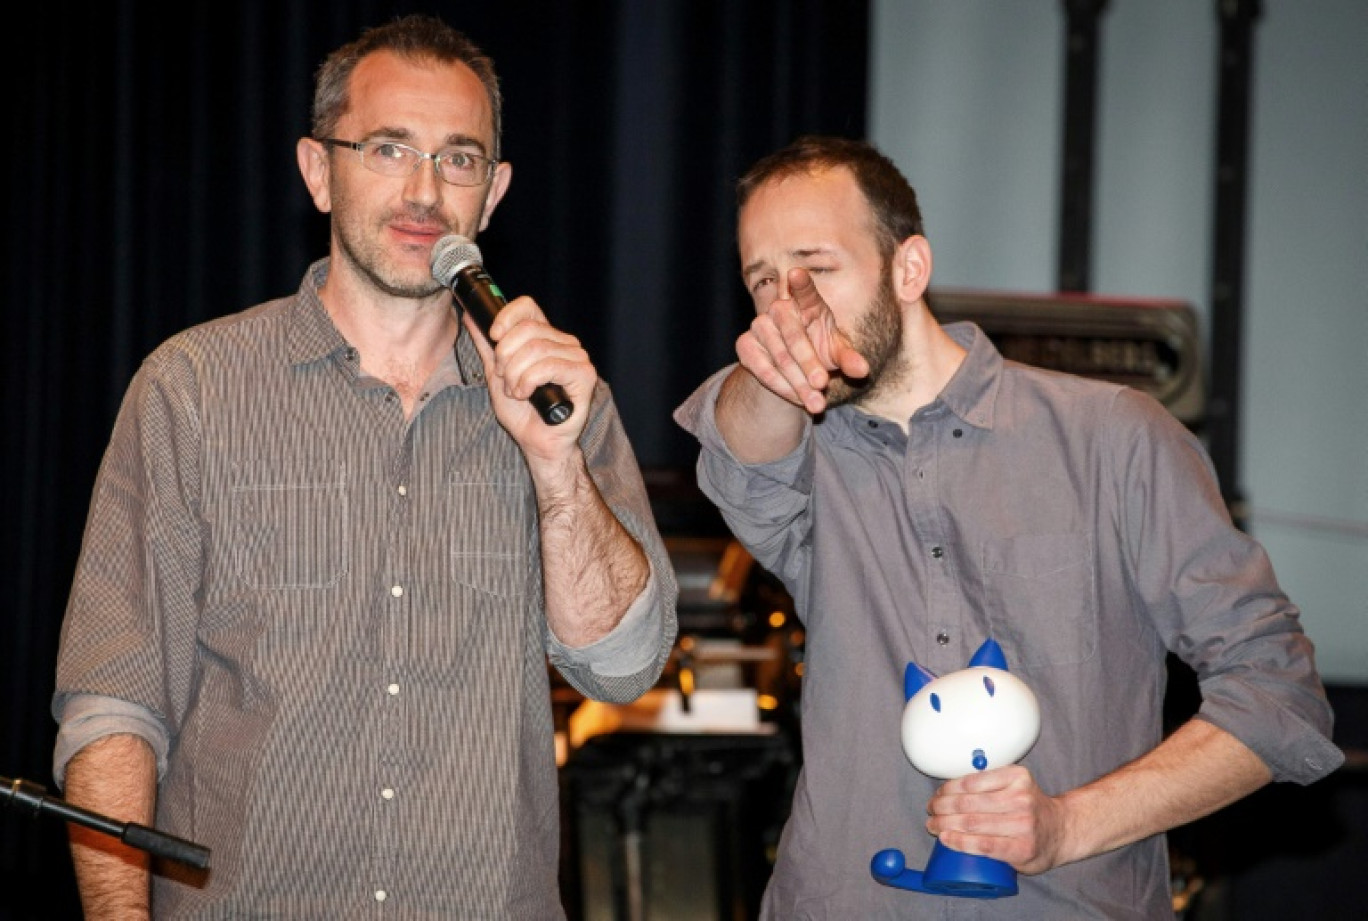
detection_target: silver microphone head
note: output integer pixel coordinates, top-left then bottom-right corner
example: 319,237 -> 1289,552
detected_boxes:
430,234 -> 483,286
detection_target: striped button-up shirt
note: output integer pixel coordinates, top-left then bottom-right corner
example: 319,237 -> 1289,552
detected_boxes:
53,259 -> 678,919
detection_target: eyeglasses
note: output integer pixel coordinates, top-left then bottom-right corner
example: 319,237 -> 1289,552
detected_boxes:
320,138 -> 497,187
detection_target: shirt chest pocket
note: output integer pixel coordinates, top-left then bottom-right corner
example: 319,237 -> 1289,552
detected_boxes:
448,471 -> 531,600
982,531 -> 1097,667
230,471 -> 349,590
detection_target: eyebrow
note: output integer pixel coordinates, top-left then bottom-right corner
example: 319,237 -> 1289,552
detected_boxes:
360,126 -> 490,157
741,246 -> 840,281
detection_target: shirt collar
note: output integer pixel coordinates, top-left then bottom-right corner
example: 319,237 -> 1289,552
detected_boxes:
935,321 -> 1002,431
286,258 -> 349,367
285,257 -> 485,389
825,320 -> 1003,441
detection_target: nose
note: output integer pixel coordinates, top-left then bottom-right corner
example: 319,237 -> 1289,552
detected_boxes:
402,155 -> 442,208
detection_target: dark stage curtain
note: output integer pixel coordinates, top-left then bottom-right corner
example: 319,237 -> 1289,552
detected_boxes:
0,1 -> 867,915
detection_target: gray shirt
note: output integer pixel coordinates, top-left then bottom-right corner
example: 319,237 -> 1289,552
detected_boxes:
674,322 -> 1341,920
53,259 -> 678,919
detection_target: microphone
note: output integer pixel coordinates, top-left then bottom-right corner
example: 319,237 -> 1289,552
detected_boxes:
430,234 -> 574,425
2,774 -> 211,870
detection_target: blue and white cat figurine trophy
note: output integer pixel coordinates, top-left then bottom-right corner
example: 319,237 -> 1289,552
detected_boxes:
870,637 -> 1041,899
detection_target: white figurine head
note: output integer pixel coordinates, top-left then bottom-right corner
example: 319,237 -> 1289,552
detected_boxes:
899,638 -> 1041,780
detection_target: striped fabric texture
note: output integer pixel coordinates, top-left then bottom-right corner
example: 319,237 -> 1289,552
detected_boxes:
54,260 -> 678,919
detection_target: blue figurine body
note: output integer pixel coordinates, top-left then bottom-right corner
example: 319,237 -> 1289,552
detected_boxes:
871,637 -> 1041,898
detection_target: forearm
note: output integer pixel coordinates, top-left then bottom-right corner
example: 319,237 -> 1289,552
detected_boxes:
715,366 -> 808,464
531,449 -> 649,647
1055,719 -> 1271,866
63,733 -> 157,920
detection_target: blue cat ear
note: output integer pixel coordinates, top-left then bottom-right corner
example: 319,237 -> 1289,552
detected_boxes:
904,662 -> 936,700
968,638 -> 1008,670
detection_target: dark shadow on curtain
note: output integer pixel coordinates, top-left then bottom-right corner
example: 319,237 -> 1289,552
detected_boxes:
0,2 -> 867,916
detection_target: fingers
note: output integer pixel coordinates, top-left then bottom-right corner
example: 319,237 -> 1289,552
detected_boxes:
744,303 -> 831,414
785,266 -> 826,316
923,767 -> 1062,873
476,296 -> 592,406
737,267 -> 869,414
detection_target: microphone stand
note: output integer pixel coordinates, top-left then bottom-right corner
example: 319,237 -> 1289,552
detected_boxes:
1,774 -> 210,871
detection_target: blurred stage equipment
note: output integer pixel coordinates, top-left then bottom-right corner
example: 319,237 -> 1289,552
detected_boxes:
930,288 -> 1205,427
555,469 -> 802,921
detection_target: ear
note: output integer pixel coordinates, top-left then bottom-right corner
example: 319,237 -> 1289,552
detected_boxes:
891,234 -> 932,305
968,638 -> 1008,671
296,137 -> 333,214
477,160 -> 513,233
903,661 -> 937,700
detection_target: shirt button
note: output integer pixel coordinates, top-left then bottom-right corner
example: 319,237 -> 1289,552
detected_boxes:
397,484 -> 407,497
936,631 -> 951,646
953,429 -> 963,438
384,392 -> 395,403
374,890 -> 387,902
387,683 -> 400,696
391,584 -> 404,597
381,788 -> 395,800
931,546 -> 944,559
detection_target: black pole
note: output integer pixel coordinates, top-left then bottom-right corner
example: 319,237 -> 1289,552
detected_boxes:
1057,0 -> 1109,293
1208,0 -> 1261,528
1,774 -> 211,871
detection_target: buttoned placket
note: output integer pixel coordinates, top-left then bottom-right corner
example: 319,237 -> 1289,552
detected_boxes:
371,409 -> 417,910
903,407 -> 962,670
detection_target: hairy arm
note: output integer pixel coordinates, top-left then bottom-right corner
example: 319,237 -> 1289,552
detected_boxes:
63,733 -> 157,920
713,365 -> 809,463
929,719 -> 1271,873
530,449 -> 649,647
466,301 -> 650,647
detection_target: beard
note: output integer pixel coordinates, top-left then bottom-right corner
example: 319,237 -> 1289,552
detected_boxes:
825,267 -> 908,409
329,182 -> 451,299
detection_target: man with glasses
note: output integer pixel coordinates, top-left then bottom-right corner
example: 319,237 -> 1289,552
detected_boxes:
51,14 -> 677,919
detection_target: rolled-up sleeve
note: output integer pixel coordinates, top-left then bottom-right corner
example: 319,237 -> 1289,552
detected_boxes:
545,380 -> 679,704
51,352 -> 205,786
1110,388 -> 1343,784
52,693 -> 170,789
547,567 -> 665,678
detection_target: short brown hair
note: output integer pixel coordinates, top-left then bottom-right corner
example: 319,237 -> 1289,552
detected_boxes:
737,135 -> 926,257
311,13 -> 503,157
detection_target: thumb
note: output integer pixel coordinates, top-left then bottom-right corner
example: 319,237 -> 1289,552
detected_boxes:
831,327 -> 870,380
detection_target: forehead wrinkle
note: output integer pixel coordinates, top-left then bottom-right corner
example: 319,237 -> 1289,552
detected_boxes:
741,244 -> 842,282
790,245 -> 839,260
741,257 -> 769,281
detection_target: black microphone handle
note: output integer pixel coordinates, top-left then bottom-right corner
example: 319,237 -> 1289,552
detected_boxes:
450,265 -> 574,426
2,775 -> 211,870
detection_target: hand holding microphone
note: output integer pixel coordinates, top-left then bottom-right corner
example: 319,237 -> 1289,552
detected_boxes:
431,234 -> 574,426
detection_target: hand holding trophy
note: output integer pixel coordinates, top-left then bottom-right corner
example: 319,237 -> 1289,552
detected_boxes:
871,638 -> 1041,899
